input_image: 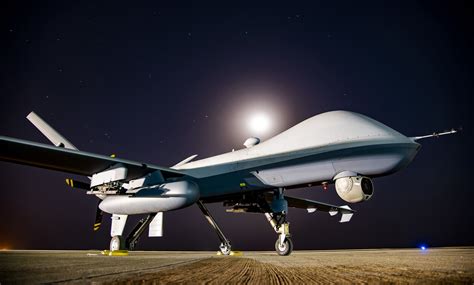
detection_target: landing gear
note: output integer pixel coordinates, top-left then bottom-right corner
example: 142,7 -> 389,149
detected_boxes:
224,189 -> 294,255
109,213 -> 157,251
110,235 -> 125,251
265,188 -> 293,256
219,243 -> 232,255
126,213 -> 156,250
197,201 -> 232,255
275,237 -> 293,256
265,212 -> 293,256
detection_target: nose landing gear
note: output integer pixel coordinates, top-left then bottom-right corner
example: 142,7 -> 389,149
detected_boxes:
265,211 -> 293,256
275,237 -> 293,256
265,188 -> 293,256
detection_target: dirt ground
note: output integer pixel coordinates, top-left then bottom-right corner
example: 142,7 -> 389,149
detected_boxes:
0,247 -> 473,284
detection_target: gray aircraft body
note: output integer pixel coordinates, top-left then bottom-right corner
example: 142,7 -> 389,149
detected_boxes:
0,110 -> 456,255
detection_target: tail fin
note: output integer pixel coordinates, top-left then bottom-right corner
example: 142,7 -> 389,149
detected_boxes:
26,111 -> 77,150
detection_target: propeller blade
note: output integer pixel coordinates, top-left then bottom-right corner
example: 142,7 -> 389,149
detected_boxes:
65,178 -> 89,190
93,201 -> 103,232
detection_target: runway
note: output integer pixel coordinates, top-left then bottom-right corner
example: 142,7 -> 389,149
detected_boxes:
0,247 -> 473,284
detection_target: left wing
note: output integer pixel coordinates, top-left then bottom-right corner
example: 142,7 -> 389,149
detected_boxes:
284,195 -> 355,223
0,136 -> 186,181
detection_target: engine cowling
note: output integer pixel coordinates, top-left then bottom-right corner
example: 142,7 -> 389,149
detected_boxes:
335,176 -> 374,203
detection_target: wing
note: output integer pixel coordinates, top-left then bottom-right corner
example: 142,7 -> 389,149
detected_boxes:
0,136 -> 185,180
284,195 -> 355,222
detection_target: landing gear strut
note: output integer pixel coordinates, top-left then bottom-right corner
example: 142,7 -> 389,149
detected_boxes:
265,212 -> 293,256
265,188 -> 293,256
109,213 -> 157,251
126,213 -> 157,250
197,200 -> 232,255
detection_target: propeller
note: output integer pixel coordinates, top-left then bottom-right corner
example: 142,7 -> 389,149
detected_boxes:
94,200 -> 104,231
65,178 -> 89,190
65,178 -> 103,231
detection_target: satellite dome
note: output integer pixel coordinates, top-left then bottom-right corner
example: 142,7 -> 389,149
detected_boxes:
243,137 -> 260,148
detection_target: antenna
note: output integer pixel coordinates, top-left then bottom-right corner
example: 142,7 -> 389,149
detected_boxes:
411,128 -> 459,141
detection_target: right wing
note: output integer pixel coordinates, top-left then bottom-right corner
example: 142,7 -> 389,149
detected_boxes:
0,136 -> 185,181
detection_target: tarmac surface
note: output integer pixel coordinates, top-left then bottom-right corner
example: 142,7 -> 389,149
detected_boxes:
0,247 -> 473,284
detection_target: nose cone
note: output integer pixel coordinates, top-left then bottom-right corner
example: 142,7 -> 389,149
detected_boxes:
404,141 -> 422,166
259,111 -> 415,153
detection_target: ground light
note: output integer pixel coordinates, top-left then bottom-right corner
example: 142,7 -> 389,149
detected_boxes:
419,244 -> 428,251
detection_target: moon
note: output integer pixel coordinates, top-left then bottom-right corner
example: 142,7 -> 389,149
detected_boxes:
248,113 -> 271,135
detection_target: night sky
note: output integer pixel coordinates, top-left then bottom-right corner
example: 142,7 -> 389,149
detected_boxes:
1,1 -> 473,251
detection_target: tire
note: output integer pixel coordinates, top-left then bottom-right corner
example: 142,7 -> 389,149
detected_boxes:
219,243 -> 232,255
110,236 -> 125,251
275,237 -> 293,256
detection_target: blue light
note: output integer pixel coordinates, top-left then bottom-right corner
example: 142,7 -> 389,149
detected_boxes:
419,244 -> 428,251
420,246 -> 426,250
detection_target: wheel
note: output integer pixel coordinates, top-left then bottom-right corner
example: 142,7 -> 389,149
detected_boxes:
110,236 -> 125,251
128,240 -> 136,251
275,237 -> 293,256
219,243 -> 232,255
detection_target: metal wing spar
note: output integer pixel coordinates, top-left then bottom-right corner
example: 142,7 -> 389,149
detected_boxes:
0,136 -> 185,181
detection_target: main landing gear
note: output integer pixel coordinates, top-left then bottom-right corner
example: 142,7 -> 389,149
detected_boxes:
197,201 -> 232,255
109,213 -> 157,251
110,235 -> 125,251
